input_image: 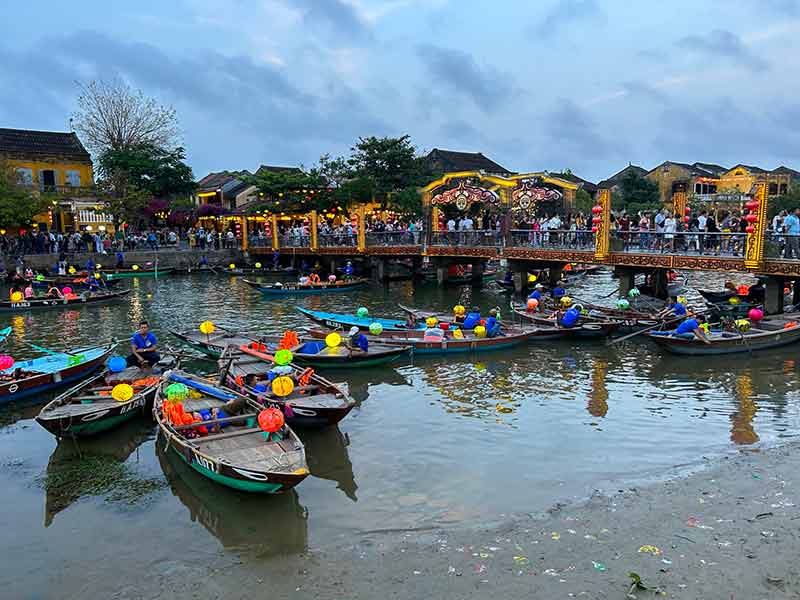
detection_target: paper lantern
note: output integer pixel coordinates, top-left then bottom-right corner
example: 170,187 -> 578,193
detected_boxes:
325,332 -> 341,348
0,355 -> 14,370
560,296 -> 573,307
369,322 -> 383,335
616,298 -> 630,310
729,297 -> 740,305
425,317 -> 438,328
628,288 -> 641,298
527,274 -> 537,283
526,298 -> 538,310
591,205 -> 603,214
274,349 -> 293,366
745,225 -> 755,234
591,226 -> 598,233
677,296 -> 687,305
255,262 -> 262,269
735,319 -> 751,332
68,266 -> 76,274
107,356 -> 127,373
229,263 -> 236,269
685,206 -> 691,215
199,321 -> 215,335
112,384 -> 134,402
94,273 -> 101,279
10,292 -> 22,303
453,305 -> 465,316
474,325 -> 487,338
271,375 -> 295,397
132,265 -> 140,271
748,308 -> 764,322
62,287 -> 72,295
683,216 -> 690,223
745,199 -> 759,211
258,407 -> 285,432
165,383 -> 188,403
356,307 -> 369,318
452,328 -> 463,339
35,274 -> 44,281
328,274 -> 337,283
745,213 -> 758,223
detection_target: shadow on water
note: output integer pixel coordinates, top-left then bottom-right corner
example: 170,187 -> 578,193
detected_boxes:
157,445 -> 309,556
304,426 -> 358,502
41,417 -> 159,527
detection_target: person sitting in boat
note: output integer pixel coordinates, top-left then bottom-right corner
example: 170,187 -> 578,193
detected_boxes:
116,251 -> 125,269
724,280 -> 736,293
551,281 -> 566,300
527,284 -> 544,302
85,258 -> 95,273
23,282 -> 34,299
485,309 -> 502,338
671,315 -> 710,344
199,255 -> 209,268
24,267 -> 33,280
126,320 -> 160,367
45,285 -> 63,299
462,307 -> 481,330
308,272 -> 321,285
299,275 -> 310,285
658,296 -> 687,319
348,326 -> 369,352
343,261 -> 354,279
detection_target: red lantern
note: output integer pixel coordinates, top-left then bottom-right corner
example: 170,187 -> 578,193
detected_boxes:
745,200 -> 759,211
258,408 -> 285,433
745,213 -> 758,223
684,206 -> 691,215
745,225 -> 755,233
591,205 -> 603,214
683,216 -> 690,223
592,216 -> 601,224
591,226 -> 598,233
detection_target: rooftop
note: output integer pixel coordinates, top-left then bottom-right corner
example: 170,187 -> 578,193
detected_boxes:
0,127 -> 91,162
426,148 -> 514,175
598,164 -> 648,188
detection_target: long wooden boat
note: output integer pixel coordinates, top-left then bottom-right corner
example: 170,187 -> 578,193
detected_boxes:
0,343 -> 115,404
283,338 -> 410,368
0,289 -> 131,313
170,329 -> 257,358
154,370 -> 309,493
511,305 -> 622,338
219,266 -> 297,276
220,346 -> 356,427
647,315 -> 800,355
106,267 -> 174,279
36,362 -> 167,437
296,307 -> 424,333
33,276 -> 122,290
243,278 -> 368,296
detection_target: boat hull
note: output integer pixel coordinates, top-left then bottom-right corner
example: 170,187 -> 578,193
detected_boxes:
244,279 -> 368,296
649,328 -> 800,355
106,268 -> 174,279
0,290 -> 131,313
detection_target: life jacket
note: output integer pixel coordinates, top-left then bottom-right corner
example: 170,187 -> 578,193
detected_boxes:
308,273 -> 320,284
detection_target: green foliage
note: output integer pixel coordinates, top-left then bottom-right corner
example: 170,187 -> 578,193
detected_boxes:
98,145 -> 195,199
245,168 -> 333,213
768,185 -> 800,218
616,170 -> 661,212
391,186 -> 424,216
0,160 -> 52,228
574,188 -> 594,214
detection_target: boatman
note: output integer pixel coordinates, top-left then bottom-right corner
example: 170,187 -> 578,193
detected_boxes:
551,281 -> 566,300
672,314 -> 710,344
347,326 -> 369,352
127,320 -> 161,367
343,261 -> 354,280
658,296 -> 687,319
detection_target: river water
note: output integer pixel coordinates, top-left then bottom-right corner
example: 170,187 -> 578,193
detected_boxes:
1,269 -> 798,596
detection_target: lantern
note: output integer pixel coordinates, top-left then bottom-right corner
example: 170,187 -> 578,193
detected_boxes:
258,407 -> 285,432
591,205 -> 603,214
271,376 -> 295,397
745,214 -> 758,223
591,226 -> 598,233
745,225 -> 755,234
199,321 -> 215,335
684,206 -> 691,215
745,199 -> 759,211
112,384 -> 134,402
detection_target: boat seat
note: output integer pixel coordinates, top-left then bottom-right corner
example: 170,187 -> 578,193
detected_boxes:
288,393 -> 343,408
182,397 -> 225,412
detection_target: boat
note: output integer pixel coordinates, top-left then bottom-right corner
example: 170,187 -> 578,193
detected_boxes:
0,343 -> 116,404
36,358 -> 173,438
220,345 -> 356,427
32,276 -> 122,290
170,329 -> 257,358
296,307 -> 424,333
0,289 -> 131,313
282,338 -> 410,369
647,315 -> 800,355
105,267 -> 174,279
219,266 -> 297,276
243,278 -> 368,296
511,304 -> 622,338
153,370 -> 309,493
421,266 -> 498,285
306,326 -> 541,354
0,326 -> 11,345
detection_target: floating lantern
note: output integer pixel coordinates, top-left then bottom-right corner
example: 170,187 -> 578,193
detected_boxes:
425,317 -> 438,328
112,384 -> 134,402
369,322 -> 383,335
474,325 -> 487,338
748,308 -> 764,322
528,274 -> 537,283
10,292 -> 22,303
132,265 -> 140,271
274,349 -> 293,366
0,355 -> 14,370
527,298 -> 538,310
325,332 -> 341,348
617,298 -> 630,310
271,376 -> 294,397
453,305 -> 465,316
165,383 -> 188,403
560,296 -> 572,307
356,307 -> 369,318
68,266 -> 76,274
199,321 -> 215,335
258,407 -> 285,432
255,262 -> 262,269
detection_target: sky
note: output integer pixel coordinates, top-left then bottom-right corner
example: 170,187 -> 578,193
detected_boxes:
1,0 -> 800,183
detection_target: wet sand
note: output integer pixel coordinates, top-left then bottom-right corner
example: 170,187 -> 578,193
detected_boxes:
99,443 -> 800,599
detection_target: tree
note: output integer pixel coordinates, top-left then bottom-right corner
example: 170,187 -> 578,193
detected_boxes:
245,168 -> 333,213
0,160 -> 52,228
574,188 -> 594,214
72,80 -> 180,155
98,145 -> 195,199
616,171 -> 661,213
315,153 -> 352,188
768,185 -> 800,218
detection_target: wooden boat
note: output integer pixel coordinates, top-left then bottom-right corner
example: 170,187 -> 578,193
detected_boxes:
0,289 -> 131,313
243,278 -> 368,296
170,329 -> 257,358
33,276 -> 122,290
306,326 -> 540,354
282,338 -> 410,368
648,315 -> 800,355
153,370 -> 309,493
36,360 -> 171,437
421,266 -> 498,285
105,267 -> 174,279
0,343 -> 115,404
219,266 -> 297,276
296,307 -> 424,333
220,345 -> 356,427
511,304 -> 622,339
0,326 -> 11,345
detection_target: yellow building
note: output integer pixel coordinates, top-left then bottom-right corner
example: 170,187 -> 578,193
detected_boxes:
0,127 -> 112,232
717,164 -> 792,195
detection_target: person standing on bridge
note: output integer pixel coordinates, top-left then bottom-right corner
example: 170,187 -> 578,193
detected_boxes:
783,208 -> 800,259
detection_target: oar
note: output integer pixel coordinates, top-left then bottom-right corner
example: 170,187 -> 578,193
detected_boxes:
27,342 -> 80,356
606,309 -> 711,346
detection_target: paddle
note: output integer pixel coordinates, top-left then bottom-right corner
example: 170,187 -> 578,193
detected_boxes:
27,342 -> 82,357
606,308 -> 711,346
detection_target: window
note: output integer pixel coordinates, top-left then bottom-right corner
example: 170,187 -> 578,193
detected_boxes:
15,167 -> 33,185
65,170 -> 81,187
769,183 -> 779,195
39,169 -> 56,191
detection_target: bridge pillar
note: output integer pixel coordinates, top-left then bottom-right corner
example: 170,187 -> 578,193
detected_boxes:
651,269 -> 669,300
614,266 -> 636,298
470,261 -> 485,286
436,265 -> 447,285
372,257 -> 386,282
548,265 -> 563,287
764,276 -> 785,315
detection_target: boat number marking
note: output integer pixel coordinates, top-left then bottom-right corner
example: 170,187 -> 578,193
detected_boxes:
195,454 -> 219,473
8,384 -> 18,393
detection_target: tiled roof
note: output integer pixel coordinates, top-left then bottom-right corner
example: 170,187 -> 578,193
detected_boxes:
0,127 -> 91,162
728,164 -> 768,174
196,171 -> 239,191
255,165 -> 302,176
598,164 -> 648,188
772,166 -> 800,178
692,162 -> 727,176
426,148 -> 514,175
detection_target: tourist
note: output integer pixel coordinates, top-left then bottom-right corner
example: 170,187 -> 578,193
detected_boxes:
485,309 -> 502,337
658,295 -> 687,319
45,285 -> 62,299
662,213 -> 677,252
126,320 -> 160,367
23,282 -> 34,299
783,208 -> 800,259
705,212 -> 720,254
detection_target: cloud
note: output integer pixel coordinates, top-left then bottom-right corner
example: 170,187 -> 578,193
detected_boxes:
677,29 -> 769,71
531,0 -> 604,38
544,99 -> 623,158
438,119 -> 487,146
286,0 -> 370,39
416,44 -> 505,113
755,0 -> 800,15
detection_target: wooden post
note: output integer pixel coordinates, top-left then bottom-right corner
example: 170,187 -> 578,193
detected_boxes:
309,210 -> 318,251
672,190 -> 687,220
271,215 -> 279,251
745,183 -> 768,270
357,205 -> 366,252
594,189 -> 611,261
240,216 -> 248,251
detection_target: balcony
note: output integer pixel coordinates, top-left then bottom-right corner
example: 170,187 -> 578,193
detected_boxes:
17,183 -> 98,197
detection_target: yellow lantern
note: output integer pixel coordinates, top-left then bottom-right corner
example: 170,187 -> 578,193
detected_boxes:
68,266 -> 76,275
474,325 -> 487,338
325,332 -> 341,348
10,292 -> 23,303
453,305 -> 465,316
729,297 -> 740,306
452,328 -> 464,339
199,321 -> 215,335
528,274 -> 537,283
132,265 -> 140,271
560,296 -> 573,307
255,262 -> 262,269
425,317 -> 438,328
229,263 -> 236,270
112,384 -> 134,402
271,376 -> 295,397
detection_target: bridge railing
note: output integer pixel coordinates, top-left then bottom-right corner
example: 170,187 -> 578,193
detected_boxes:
430,230 -> 502,247
248,235 -> 272,248
318,233 -> 357,247
612,231 -> 748,256
508,229 -> 593,250
764,231 -> 800,260
279,233 -> 311,248
365,231 -> 422,246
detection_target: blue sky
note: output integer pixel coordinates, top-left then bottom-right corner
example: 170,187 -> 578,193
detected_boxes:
2,0 -> 799,182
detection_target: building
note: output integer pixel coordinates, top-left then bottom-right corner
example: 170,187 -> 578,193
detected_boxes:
646,161 -> 729,203
0,127 -> 113,232
195,165 -> 303,211
597,164 -> 648,192
717,165 -> 795,196
425,148 -> 514,177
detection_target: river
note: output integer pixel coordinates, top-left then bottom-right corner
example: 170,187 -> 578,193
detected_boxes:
1,269 -> 798,597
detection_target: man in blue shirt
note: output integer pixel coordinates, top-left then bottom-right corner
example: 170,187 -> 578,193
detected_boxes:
127,320 -> 160,367
658,296 -> 687,319
673,315 -> 710,343
783,208 -> 800,259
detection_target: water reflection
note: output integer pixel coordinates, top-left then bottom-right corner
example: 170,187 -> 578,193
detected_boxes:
158,448 -> 308,555
42,418 -> 155,526
731,373 -> 759,445
587,358 -> 609,418
305,426 -> 358,501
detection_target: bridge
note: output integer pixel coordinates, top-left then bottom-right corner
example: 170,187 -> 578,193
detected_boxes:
243,180 -> 799,313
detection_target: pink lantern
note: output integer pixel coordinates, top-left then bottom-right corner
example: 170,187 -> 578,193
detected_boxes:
745,225 -> 755,234
591,205 -> 603,214
745,213 -> 758,223
328,275 -> 337,283
62,286 -> 72,295
748,308 -> 764,322
0,355 -> 14,370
